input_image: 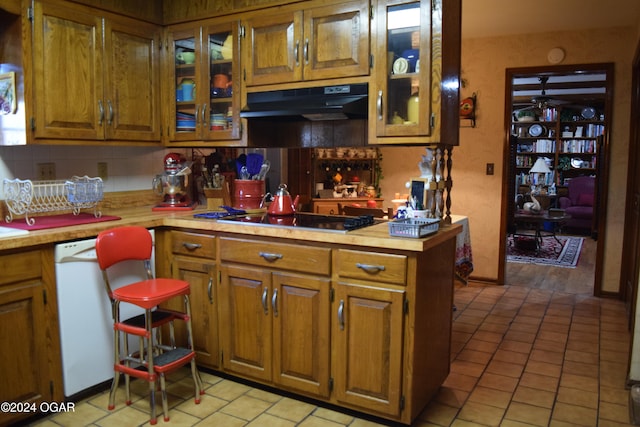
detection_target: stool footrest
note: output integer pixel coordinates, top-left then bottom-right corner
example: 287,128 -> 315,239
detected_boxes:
154,308 -> 190,322
154,348 -> 195,373
124,310 -> 176,328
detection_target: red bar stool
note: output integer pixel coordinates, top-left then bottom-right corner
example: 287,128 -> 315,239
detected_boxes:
96,226 -> 203,424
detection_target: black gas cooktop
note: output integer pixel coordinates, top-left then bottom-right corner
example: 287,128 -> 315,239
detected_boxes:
195,212 -> 378,232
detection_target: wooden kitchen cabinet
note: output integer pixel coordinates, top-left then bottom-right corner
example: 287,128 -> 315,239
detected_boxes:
166,17 -> 244,145
332,249 -> 405,417
241,0 -> 370,87
370,0 -> 461,145
331,245 -> 453,422
168,230 -> 219,368
332,281 -> 405,416
31,0 -> 161,142
219,237 -> 331,398
0,248 -> 62,426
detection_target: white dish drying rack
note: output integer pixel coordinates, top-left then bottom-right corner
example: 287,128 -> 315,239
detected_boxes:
3,176 -> 103,225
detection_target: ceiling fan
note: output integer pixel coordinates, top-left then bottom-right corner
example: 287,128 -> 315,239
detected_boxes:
530,76 -> 567,110
513,76 -> 570,116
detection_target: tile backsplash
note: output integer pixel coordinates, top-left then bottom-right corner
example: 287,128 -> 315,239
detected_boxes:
0,145 -> 189,198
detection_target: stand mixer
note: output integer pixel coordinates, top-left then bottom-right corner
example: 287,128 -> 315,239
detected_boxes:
152,153 -> 194,209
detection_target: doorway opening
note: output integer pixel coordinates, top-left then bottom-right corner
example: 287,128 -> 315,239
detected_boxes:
500,63 -> 613,295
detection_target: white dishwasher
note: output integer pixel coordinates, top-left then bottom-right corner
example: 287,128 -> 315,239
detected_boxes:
54,230 -> 155,398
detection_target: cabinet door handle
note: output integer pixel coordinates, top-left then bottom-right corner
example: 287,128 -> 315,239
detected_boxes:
201,104 -> 207,125
259,252 -> 283,262
338,300 -> 345,330
271,288 -> 278,317
182,242 -> 202,251
303,38 -> 309,64
377,90 -> 383,120
98,100 -> 104,125
107,100 -> 114,125
194,105 -> 200,125
262,287 -> 269,314
207,277 -> 213,304
356,263 -> 386,273
294,40 -> 300,66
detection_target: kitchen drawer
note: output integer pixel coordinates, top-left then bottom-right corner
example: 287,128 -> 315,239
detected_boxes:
171,231 -> 216,259
336,249 -> 407,285
220,237 -> 331,276
0,250 -> 42,286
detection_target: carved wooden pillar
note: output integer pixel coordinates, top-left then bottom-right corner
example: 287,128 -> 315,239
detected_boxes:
438,144 -> 453,225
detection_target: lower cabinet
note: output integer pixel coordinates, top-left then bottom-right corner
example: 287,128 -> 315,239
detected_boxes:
169,230 -> 219,368
332,281 -> 405,417
332,248 -> 408,417
0,248 -> 62,426
219,237 -> 331,398
161,230 -> 456,425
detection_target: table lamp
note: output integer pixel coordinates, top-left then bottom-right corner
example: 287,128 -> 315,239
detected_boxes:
529,157 -> 551,194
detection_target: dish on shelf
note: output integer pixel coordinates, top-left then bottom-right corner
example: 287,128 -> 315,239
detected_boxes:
528,124 -> 545,137
581,107 -> 596,120
401,49 -> 419,72
571,158 -> 589,168
392,57 -> 408,74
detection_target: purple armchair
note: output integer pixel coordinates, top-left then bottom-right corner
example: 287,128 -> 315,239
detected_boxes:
559,176 -> 595,233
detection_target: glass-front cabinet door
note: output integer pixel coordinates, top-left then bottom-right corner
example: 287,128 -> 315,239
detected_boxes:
169,21 -> 241,143
372,0 -> 437,141
171,27 -> 199,141
203,22 -> 240,141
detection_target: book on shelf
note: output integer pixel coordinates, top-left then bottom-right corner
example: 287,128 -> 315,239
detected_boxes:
562,139 -> 597,154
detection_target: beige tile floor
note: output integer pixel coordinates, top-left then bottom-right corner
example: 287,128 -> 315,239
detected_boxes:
35,282 -> 634,426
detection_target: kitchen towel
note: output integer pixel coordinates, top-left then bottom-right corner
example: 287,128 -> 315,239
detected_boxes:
1,213 -> 121,230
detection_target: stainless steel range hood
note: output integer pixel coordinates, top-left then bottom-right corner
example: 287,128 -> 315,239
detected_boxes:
240,83 -> 368,121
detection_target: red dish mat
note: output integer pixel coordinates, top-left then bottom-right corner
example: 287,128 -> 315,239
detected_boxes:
1,213 -> 121,231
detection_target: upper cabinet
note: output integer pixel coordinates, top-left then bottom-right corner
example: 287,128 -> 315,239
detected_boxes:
370,0 -> 460,145
166,18 -> 244,146
31,0 -> 162,142
241,0 -> 370,87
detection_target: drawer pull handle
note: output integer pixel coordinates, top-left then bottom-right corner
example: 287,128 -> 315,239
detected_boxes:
182,242 -> 202,251
272,289 -> 278,317
338,300 -> 345,330
207,277 -> 213,304
356,263 -> 386,273
259,252 -> 283,262
262,287 -> 269,315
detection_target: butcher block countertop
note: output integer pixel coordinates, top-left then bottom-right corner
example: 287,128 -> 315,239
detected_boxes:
0,205 -> 461,252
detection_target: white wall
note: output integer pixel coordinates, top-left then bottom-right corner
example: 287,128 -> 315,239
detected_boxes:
0,145 -> 185,196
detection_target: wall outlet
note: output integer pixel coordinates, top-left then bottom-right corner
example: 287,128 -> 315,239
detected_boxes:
37,163 -> 56,180
97,162 -> 108,180
486,163 -> 495,175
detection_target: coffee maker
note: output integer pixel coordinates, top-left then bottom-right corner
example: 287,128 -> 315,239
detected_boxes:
152,153 -> 194,209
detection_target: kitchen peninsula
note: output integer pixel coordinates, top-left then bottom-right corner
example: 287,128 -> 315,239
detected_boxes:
0,205 -> 461,426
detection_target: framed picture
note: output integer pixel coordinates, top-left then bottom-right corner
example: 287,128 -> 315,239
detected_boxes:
0,72 -> 17,114
409,178 -> 430,209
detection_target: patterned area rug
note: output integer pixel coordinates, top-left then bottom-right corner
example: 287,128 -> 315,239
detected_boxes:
507,235 -> 583,268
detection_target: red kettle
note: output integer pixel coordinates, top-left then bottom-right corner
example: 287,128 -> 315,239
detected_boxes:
267,184 -> 300,216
